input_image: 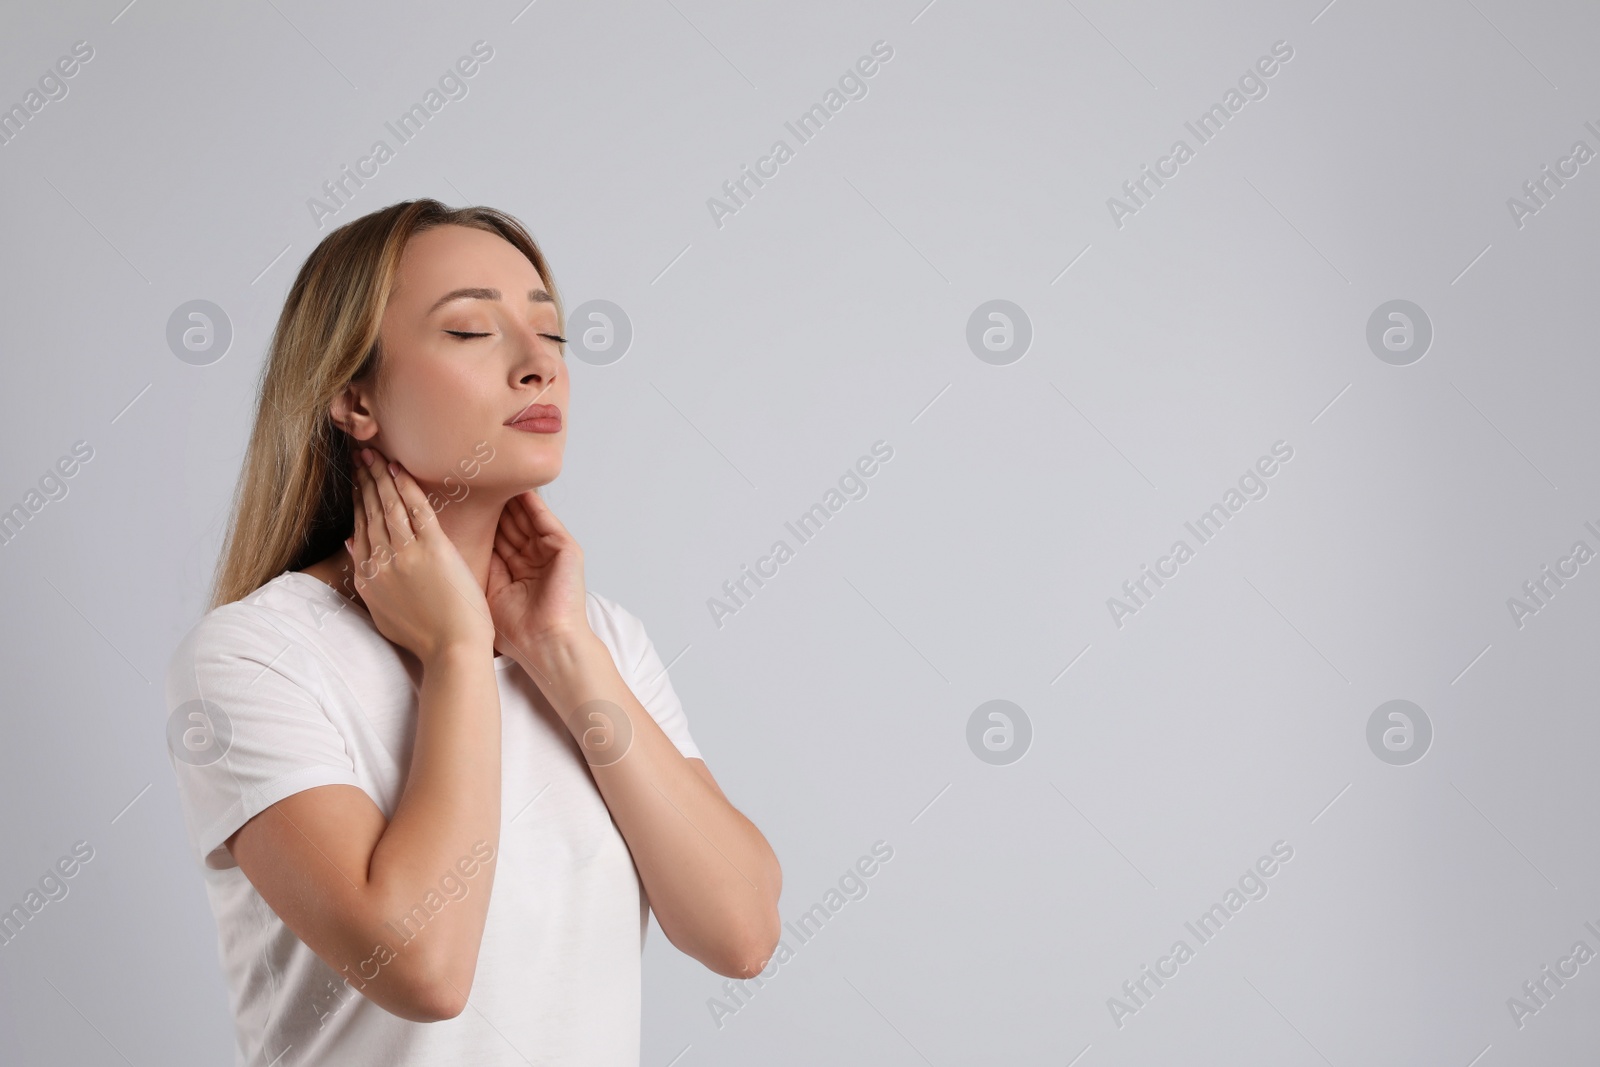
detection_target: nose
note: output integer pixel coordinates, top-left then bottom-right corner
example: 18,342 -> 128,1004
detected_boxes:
508,321 -> 563,391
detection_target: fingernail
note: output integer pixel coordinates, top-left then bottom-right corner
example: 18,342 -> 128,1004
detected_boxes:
387,461 -> 398,476
361,448 -> 373,466
344,537 -> 352,550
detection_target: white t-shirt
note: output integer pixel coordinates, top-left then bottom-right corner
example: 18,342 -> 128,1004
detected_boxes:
164,570 -> 701,1067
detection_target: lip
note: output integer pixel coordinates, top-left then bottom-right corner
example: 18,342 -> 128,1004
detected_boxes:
505,403 -> 562,434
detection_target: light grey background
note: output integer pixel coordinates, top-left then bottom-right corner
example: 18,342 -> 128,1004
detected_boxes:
2,0 -> 1597,1063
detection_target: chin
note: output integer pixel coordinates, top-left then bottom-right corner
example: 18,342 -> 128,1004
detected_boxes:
503,455 -> 562,490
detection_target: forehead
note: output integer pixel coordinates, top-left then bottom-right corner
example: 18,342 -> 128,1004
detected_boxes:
392,224 -> 546,305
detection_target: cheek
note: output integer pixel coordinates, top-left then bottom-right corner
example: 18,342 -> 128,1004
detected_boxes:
381,366 -> 499,481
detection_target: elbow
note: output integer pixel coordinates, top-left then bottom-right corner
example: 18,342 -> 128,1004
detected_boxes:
393,945 -> 476,1022
346,891 -> 481,1022
419,993 -> 468,1023
717,937 -> 779,981
720,954 -> 773,981
403,975 -> 470,1023
363,976 -> 466,1024
711,911 -> 784,980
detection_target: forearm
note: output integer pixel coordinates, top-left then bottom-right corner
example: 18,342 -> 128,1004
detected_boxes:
518,636 -> 781,976
365,644 -> 503,1003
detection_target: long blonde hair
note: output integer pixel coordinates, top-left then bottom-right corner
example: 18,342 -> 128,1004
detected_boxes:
210,198 -> 563,609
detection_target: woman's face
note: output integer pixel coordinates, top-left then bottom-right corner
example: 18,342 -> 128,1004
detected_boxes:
343,224 -> 568,498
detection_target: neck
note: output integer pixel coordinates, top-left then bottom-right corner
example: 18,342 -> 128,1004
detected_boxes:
432,488 -> 518,591
310,487 -> 527,604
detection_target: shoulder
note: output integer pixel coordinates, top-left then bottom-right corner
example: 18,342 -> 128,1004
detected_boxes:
164,573 -> 338,698
584,588 -> 633,631
584,590 -> 699,753
584,588 -> 641,647
167,598 -> 278,673
583,589 -> 658,673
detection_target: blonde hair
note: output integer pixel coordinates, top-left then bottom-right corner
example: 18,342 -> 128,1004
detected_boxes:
209,198 -> 562,609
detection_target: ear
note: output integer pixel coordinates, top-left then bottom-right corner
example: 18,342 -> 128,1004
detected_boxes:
330,381 -> 379,443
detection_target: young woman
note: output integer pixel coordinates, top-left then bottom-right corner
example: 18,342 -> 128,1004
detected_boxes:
165,199 -> 782,1066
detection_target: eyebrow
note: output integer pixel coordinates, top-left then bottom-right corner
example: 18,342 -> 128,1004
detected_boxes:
428,287 -> 554,315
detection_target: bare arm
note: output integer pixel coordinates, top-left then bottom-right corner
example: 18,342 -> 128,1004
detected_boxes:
227,645 -> 501,1021
517,634 -> 782,978
486,487 -> 782,978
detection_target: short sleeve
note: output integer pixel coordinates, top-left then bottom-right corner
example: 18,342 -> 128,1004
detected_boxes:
164,603 -> 366,870
588,593 -> 702,762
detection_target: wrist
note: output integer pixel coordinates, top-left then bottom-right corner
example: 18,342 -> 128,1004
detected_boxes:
419,638 -> 493,671
513,629 -> 607,688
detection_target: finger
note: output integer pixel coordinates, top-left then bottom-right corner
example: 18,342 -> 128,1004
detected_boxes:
345,473 -> 366,556
348,471 -> 373,591
496,505 -> 533,552
494,528 -> 530,578
502,492 -> 535,542
388,461 -> 439,542
517,490 -> 575,542
364,451 -> 413,545
349,475 -> 370,563
355,454 -> 390,555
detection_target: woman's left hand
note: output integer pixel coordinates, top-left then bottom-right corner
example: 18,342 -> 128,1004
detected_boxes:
487,489 -> 594,666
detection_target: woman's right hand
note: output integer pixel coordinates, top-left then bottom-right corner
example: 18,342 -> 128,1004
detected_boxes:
347,446 -> 495,663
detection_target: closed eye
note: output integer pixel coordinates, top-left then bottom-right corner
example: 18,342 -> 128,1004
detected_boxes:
445,330 -> 567,344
